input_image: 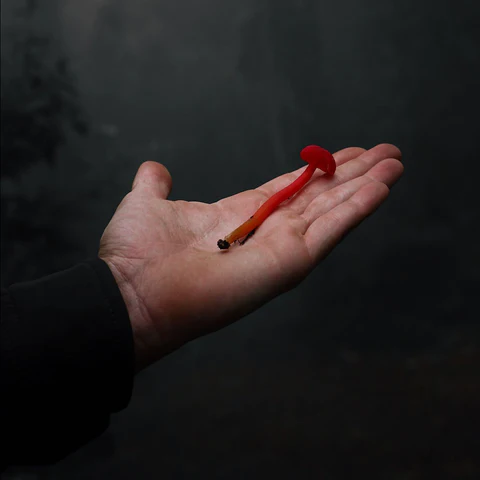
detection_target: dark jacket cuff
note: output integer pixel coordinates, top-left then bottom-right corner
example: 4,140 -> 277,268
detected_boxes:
0,257 -> 134,468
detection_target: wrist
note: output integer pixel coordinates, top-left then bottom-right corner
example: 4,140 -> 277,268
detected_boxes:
100,256 -> 159,373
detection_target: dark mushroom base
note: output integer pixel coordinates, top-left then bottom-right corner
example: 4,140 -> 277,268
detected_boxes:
217,239 -> 230,250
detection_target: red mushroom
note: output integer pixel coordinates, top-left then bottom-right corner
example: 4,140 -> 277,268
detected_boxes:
217,145 -> 336,249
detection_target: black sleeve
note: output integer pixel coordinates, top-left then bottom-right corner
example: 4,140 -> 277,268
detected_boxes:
0,257 -> 135,471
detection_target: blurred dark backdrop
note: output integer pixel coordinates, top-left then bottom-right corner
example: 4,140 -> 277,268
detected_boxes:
1,0 -> 479,478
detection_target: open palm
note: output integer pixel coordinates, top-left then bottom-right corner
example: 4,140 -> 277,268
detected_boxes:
99,143 -> 403,371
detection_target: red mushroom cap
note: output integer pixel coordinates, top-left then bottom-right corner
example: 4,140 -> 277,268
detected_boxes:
300,145 -> 336,175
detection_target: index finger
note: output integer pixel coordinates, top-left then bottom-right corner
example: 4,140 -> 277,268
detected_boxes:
255,147 -> 366,198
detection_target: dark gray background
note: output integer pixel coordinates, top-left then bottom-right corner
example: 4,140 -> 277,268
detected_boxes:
1,0 -> 479,478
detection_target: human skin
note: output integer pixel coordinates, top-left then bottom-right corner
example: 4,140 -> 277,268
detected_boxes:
98,143 -> 403,372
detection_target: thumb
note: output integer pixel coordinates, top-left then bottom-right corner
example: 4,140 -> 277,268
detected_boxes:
132,161 -> 172,199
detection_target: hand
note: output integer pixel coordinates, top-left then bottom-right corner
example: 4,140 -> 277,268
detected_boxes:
99,144 -> 403,372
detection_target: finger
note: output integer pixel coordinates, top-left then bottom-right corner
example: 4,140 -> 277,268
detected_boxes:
332,146 -> 368,165
304,181 -> 390,263
132,161 -> 173,199
366,157 -> 404,188
275,143 -> 402,215
302,157 -> 404,225
302,175 -> 373,226
256,146 -> 367,197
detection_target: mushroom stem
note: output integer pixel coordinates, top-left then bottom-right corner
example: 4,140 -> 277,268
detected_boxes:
217,145 -> 335,250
